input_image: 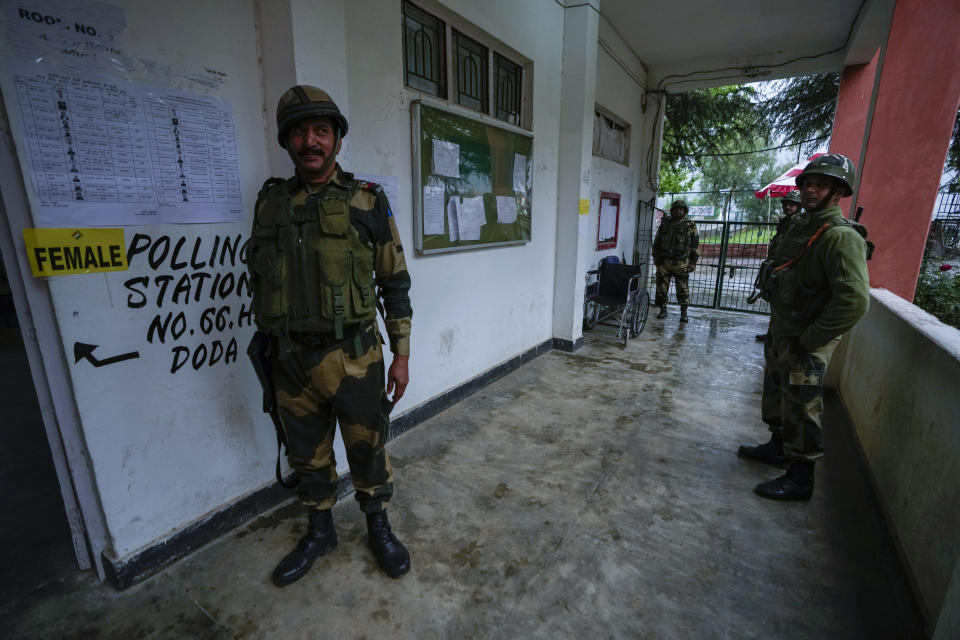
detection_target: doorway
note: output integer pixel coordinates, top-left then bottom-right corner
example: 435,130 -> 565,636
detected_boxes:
0,258 -> 77,606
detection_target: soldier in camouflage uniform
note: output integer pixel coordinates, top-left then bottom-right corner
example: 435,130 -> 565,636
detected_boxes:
248,86 -> 412,584
755,189 -> 803,341
738,154 -> 870,501
652,200 -> 699,322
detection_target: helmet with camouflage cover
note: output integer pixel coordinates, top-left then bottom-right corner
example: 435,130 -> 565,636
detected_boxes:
781,190 -> 802,205
796,153 -> 856,197
276,85 -> 349,148
670,199 -> 689,213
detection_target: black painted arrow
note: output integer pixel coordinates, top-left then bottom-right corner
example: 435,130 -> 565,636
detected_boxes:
74,343 -> 140,368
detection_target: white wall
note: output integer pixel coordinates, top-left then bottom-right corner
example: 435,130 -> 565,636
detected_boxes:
828,289 -> 960,638
585,18 -> 649,270
0,0 -> 274,561
1,0 -> 664,573
335,0 -> 564,411
0,0 -> 572,568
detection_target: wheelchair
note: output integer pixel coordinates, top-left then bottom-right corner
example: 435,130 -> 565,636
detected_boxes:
583,259 -> 650,346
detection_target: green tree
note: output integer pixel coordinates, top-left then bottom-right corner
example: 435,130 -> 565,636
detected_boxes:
658,85 -> 768,188
698,144 -> 792,222
760,72 -> 839,156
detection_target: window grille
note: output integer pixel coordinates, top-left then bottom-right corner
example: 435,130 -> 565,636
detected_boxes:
494,53 -> 522,125
453,30 -> 487,113
403,1 -> 446,98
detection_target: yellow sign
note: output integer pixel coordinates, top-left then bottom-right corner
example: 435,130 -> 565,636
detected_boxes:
578,198 -> 590,215
23,228 -> 128,277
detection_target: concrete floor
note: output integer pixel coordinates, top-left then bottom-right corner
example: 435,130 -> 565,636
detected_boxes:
0,308 -> 925,639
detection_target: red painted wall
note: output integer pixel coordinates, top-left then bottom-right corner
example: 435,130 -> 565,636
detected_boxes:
831,51 -> 880,191
831,0 -> 960,300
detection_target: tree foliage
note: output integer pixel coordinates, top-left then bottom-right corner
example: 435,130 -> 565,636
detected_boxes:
759,73 -> 840,156
693,144 -> 792,222
660,85 -> 768,175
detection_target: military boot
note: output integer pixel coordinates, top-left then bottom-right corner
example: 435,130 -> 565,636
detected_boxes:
754,460 -> 815,501
367,511 -> 410,578
679,306 -> 689,322
656,305 -> 667,319
272,508 -> 338,587
737,433 -> 786,466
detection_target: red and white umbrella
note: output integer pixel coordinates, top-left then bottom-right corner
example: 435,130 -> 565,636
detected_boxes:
754,152 -> 825,198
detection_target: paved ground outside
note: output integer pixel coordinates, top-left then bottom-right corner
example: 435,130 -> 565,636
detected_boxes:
0,308 -> 925,639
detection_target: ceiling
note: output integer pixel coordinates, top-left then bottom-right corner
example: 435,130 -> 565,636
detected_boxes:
596,0 -> 895,92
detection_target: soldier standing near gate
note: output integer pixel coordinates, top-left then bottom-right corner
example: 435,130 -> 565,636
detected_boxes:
652,200 -> 699,322
738,154 -> 871,500
248,85 -> 413,584
755,189 -> 804,341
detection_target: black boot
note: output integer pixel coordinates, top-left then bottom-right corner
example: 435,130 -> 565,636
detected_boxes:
679,306 -> 689,323
656,305 -> 667,319
754,460 -> 815,501
738,433 -> 786,466
272,509 -> 337,587
367,511 -> 410,578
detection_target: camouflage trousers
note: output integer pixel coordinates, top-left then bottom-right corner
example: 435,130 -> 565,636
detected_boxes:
271,323 -> 393,513
655,259 -> 690,306
760,334 -> 841,461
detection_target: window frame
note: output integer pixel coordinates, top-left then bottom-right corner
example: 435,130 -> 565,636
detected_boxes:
402,1 -> 447,99
401,0 -> 529,129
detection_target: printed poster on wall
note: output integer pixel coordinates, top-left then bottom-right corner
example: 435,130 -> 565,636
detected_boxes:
1,1 -> 243,226
10,65 -> 242,226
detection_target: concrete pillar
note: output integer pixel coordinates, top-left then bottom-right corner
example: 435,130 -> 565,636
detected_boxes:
256,0 -> 350,177
830,0 -> 960,300
552,0 -> 600,349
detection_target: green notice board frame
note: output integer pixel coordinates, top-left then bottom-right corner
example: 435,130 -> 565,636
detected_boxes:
411,99 -> 533,254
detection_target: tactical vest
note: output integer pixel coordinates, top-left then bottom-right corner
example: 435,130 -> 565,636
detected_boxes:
757,216 -> 870,309
658,218 -> 692,260
249,177 -> 377,339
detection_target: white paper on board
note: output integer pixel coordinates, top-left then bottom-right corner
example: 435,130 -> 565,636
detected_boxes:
496,196 -> 518,224
458,196 -> 485,241
432,140 -> 460,178
512,153 -> 526,192
447,196 -> 461,242
423,186 -> 445,235
600,199 -> 619,241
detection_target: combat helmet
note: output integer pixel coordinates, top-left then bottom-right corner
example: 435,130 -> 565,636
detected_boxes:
670,199 -> 689,213
781,189 -> 802,205
796,153 -> 856,197
276,85 -> 348,148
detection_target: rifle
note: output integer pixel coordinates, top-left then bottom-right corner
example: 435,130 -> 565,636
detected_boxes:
247,332 -> 299,488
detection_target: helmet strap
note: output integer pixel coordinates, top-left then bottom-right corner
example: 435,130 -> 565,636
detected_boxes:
807,185 -> 838,213
317,129 -> 341,179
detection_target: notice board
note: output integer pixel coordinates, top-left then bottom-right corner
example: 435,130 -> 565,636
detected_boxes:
411,100 -> 533,254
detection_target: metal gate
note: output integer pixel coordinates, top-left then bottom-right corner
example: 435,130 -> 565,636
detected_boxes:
641,199 -> 777,314
689,220 -> 775,313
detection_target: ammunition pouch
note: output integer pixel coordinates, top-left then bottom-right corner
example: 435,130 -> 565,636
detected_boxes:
249,180 -> 378,346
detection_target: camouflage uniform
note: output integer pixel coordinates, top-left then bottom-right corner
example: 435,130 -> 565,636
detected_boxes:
652,216 -> 699,306
760,204 -> 869,460
250,166 -> 411,513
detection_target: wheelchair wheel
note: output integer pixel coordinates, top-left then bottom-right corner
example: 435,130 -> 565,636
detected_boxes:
583,296 -> 600,330
631,290 -> 650,337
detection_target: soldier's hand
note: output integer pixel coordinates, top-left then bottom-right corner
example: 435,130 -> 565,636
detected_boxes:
387,355 -> 409,405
